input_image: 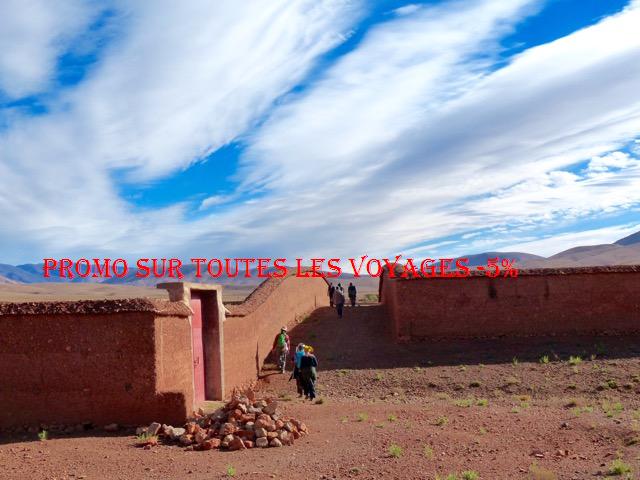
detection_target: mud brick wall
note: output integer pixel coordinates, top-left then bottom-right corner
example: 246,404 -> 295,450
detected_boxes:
380,266 -> 640,340
0,299 -> 193,429
223,275 -> 328,396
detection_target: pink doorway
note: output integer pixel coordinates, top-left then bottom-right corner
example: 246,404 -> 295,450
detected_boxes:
190,292 -> 206,403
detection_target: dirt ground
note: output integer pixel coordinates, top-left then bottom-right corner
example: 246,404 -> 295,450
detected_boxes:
1,305 -> 639,479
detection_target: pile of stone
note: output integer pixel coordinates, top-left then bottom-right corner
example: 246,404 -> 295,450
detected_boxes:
136,393 -> 308,451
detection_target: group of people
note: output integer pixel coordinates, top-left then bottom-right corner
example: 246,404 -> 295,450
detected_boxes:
327,282 -> 357,318
271,326 -> 319,401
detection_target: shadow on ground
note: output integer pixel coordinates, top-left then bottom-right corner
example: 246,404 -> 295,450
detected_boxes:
284,305 -> 640,370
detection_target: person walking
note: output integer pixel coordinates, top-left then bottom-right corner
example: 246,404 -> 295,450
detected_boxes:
332,284 -> 345,318
271,326 -> 290,373
299,345 -> 318,400
290,343 -> 306,397
328,282 -> 335,307
348,282 -> 357,307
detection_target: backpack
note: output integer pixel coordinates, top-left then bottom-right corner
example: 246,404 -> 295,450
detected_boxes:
277,333 -> 287,348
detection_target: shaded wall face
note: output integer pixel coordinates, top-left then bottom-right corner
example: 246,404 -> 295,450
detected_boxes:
223,276 -> 328,396
386,272 -> 640,340
0,312 -> 192,428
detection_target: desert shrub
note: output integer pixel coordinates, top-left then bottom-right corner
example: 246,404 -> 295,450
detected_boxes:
356,412 -> 368,422
435,416 -> 449,426
539,355 -> 549,364
528,463 -> 557,480
454,398 -> 473,408
38,430 -> 48,441
388,444 -> 403,458
461,471 -> 479,480
423,445 -> 434,459
226,465 -> 236,477
568,356 -> 582,366
608,459 -> 632,476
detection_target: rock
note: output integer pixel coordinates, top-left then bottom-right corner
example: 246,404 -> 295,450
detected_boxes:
245,422 -> 255,431
245,388 -> 256,403
263,401 -> 278,416
256,437 -> 269,448
179,434 -> 193,446
275,420 -> 284,430
136,426 -> 148,436
236,429 -> 255,441
267,432 -> 279,440
269,438 -> 283,448
221,434 -> 234,448
244,440 -> 254,449
229,437 -> 246,451
284,422 -> 294,432
209,438 -> 221,449
221,423 -> 236,435
170,427 -> 186,440
254,417 -> 269,429
194,430 -> 208,444
265,423 -> 277,432
279,431 -> 291,444
240,414 -> 256,423
231,409 -> 243,420
147,422 -> 161,436
254,427 -> 267,438
185,422 -> 198,435
103,423 -> 118,432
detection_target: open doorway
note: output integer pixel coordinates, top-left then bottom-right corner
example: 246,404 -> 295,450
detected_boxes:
158,282 -> 225,403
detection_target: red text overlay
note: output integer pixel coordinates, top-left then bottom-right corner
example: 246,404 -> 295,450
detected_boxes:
42,256 -> 519,280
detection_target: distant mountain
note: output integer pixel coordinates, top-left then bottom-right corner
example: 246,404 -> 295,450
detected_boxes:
0,274 -> 18,285
464,230 -> 640,268
615,230 -> 640,246
462,251 -> 546,267
0,264 -> 46,283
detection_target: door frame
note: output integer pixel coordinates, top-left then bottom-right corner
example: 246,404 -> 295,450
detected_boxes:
157,282 -> 226,403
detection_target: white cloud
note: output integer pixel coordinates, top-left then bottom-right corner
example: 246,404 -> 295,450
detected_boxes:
587,151 -> 638,173
0,0 -> 362,262
223,0 -> 640,258
1,0 -> 640,264
0,0 -> 99,98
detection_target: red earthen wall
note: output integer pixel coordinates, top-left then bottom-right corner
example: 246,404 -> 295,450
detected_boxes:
222,275 -> 328,396
380,266 -> 640,340
0,299 -> 193,429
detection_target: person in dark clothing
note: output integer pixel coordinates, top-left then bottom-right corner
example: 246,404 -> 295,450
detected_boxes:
328,282 -> 335,307
348,282 -> 357,307
299,345 -> 318,400
332,285 -> 345,318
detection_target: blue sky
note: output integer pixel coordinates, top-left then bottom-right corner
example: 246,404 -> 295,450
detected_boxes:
0,0 -> 639,264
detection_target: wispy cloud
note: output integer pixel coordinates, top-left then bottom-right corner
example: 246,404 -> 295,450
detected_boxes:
0,0 -> 639,264
0,0 -> 99,98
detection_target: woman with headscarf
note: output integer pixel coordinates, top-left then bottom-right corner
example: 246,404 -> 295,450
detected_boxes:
299,345 -> 319,400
